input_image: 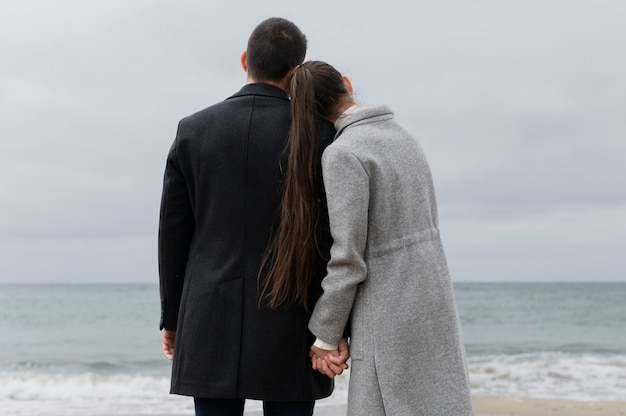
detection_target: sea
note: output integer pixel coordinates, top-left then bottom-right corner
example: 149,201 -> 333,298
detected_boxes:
1,282 -> 625,415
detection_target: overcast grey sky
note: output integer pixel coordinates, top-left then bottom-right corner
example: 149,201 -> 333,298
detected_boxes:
1,0 -> 624,283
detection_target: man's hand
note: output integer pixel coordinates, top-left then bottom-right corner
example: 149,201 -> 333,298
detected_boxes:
162,329 -> 176,360
309,338 -> 350,378
334,338 -> 350,367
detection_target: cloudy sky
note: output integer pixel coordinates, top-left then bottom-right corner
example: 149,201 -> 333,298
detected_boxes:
1,0 -> 624,284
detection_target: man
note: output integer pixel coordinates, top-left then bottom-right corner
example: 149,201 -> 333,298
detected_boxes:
158,18 -> 340,416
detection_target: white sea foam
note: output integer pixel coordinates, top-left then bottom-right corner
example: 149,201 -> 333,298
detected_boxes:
0,370 -> 350,416
0,371 -> 191,416
468,352 -> 626,401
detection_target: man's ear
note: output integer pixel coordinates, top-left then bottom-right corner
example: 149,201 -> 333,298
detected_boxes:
241,51 -> 248,72
286,65 -> 299,80
343,76 -> 353,94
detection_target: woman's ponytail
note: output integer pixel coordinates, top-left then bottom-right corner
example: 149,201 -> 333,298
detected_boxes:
261,61 -> 348,309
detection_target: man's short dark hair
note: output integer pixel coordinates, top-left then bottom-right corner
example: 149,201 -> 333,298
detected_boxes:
246,17 -> 307,82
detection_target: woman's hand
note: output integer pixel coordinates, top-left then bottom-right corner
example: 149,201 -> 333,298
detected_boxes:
309,338 -> 350,378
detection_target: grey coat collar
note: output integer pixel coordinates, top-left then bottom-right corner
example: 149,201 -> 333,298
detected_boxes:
335,105 -> 395,137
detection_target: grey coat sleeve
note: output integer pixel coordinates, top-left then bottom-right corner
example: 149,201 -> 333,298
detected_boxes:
308,145 -> 369,345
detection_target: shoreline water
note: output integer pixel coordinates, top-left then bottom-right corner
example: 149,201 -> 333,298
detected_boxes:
2,283 -> 625,415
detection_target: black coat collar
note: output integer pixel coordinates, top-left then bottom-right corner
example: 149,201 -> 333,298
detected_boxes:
229,83 -> 289,101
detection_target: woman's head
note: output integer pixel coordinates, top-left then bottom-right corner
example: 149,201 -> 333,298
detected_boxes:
290,61 -> 352,122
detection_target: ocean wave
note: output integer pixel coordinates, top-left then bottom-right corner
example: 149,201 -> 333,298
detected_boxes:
468,352 -> 626,401
2,358 -> 170,375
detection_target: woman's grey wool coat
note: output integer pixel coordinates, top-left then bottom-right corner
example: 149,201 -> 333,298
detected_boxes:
309,106 -> 475,416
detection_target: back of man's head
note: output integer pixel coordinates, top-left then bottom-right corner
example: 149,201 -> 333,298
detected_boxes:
246,17 -> 307,83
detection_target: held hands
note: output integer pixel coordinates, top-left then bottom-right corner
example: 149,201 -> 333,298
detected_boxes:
164,327 -> 350,378
162,329 -> 176,360
309,338 -> 350,378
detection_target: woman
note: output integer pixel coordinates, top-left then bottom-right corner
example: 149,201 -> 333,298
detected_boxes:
281,61 -> 475,415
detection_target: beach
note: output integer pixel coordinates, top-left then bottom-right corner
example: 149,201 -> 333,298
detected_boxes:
311,397 -> 626,416
239,396 -> 626,416
472,396 -> 626,416
123,396 -> 626,416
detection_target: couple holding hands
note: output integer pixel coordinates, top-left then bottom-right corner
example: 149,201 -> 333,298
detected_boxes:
159,17 -> 474,416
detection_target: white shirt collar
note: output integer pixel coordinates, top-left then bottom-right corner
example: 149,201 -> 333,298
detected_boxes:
334,104 -> 364,130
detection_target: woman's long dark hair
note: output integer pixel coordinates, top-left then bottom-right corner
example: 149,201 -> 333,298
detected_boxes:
261,61 -> 348,310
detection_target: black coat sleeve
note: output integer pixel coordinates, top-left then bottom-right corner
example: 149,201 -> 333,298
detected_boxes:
158,130 -> 195,331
